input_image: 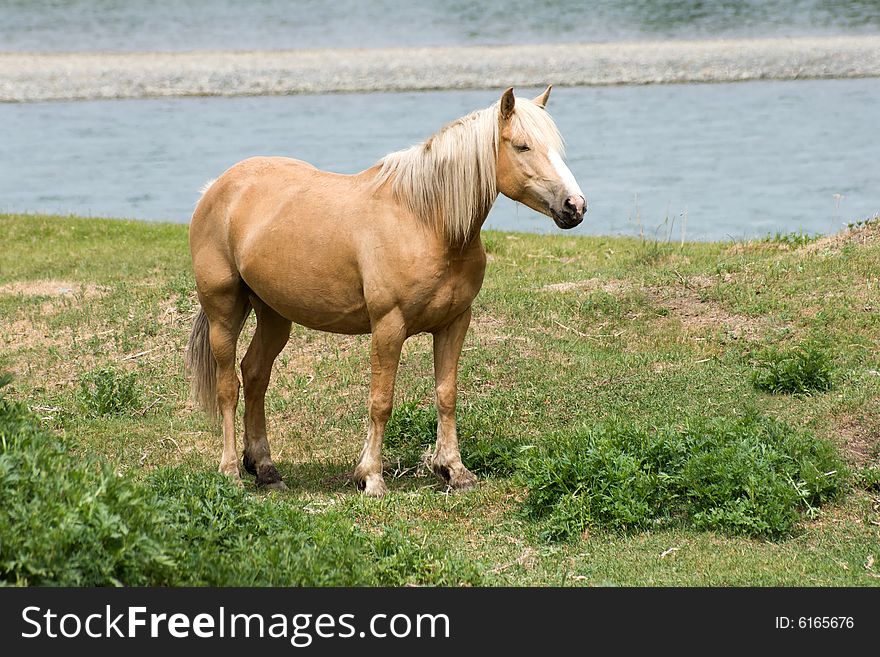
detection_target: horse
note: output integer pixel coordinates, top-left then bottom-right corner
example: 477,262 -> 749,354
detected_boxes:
185,86 -> 586,497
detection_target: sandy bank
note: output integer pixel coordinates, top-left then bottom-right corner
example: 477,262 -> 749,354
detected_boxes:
2,35 -> 879,102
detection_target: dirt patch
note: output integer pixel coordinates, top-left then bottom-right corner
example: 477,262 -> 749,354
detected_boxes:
832,415 -> 880,467
684,275 -> 717,289
0,318 -> 71,352
800,219 -> 880,255
468,312 -> 544,360
274,332 -> 368,379
541,274 -> 762,339
540,278 -> 627,294
469,313 -> 509,339
0,280 -> 109,299
645,276 -> 763,340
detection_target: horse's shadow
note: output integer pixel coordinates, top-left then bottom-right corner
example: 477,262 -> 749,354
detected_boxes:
262,459 -> 444,496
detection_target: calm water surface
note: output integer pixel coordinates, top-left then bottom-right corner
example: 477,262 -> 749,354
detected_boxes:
3,0 -> 880,52
2,80 -> 877,240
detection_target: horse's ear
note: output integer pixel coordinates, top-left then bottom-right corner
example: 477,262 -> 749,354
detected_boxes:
500,87 -> 516,121
533,84 -> 552,108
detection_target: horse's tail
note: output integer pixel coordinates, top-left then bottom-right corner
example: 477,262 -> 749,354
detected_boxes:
185,306 -> 219,419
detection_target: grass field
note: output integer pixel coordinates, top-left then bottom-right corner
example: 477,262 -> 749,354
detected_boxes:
1,212 -> 879,586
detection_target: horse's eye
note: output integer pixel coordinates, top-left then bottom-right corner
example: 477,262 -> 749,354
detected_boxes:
514,144 -> 531,152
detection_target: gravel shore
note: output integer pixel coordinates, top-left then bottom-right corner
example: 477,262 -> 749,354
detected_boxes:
2,35 -> 879,102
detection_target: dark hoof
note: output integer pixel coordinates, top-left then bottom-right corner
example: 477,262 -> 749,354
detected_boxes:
450,470 -> 478,492
433,462 -> 478,492
432,463 -> 451,482
242,452 -> 257,476
255,464 -> 285,490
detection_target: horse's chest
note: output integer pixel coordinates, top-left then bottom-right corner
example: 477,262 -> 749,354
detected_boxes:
400,260 -> 485,331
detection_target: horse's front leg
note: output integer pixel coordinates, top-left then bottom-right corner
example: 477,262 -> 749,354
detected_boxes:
430,307 -> 478,491
353,310 -> 406,498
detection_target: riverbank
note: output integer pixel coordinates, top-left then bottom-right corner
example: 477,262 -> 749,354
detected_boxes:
1,212 -> 878,585
3,35 -> 880,102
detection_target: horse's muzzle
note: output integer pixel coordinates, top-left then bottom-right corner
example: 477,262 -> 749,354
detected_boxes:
552,195 -> 587,229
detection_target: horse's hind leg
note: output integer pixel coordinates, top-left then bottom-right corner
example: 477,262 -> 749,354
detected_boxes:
240,296 -> 291,490
430,307 -> 477,491
202,282 -> 251,480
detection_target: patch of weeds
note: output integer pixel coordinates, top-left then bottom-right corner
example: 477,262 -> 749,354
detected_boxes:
762,230 -> 820,247
79,366 -> 141,416
481,234 -> 498,254
459,401 -> 527,478
0,376 -> 176,585
856,467 -> 880,492
714,259 -> 744,276
383,401 -> 436,468
370,525 -> 481,586
750,342 -> 834,395
149,468 -> 481,586
846,214 -> 880,231
460,436 -> 524,478
577,291 -> 629,321
634,238 -> 675,266
383,401 -> 525,479
520,413 -> 846,542
0,379 -> 479,586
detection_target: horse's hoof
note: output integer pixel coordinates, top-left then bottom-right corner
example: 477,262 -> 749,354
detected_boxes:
261,479 -> 288,492
433,461 -> 478,492
361,475 -> 388,498
449,468 -> 478,492
256,464 -> 285,490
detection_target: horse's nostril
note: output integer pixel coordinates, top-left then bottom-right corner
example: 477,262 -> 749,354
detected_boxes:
564,195 -> 585,216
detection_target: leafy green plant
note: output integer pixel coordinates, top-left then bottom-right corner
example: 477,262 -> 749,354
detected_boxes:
460,435 -> 524,478
0,380 -> 479,586
0,376 -> 173,585
856,467 -> 880,492
520,413 -> 846,542
750,343 -> 834,395
79,366 -> 141,416
457,400 -> 527,478
383,401 -> 436,468
384,400 -> 525,478
845,214 -> 879,231
762,230 -> 820,247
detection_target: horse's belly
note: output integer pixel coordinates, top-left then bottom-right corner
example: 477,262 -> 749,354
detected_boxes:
275,295 -> 371,335
247,276 -> 371,335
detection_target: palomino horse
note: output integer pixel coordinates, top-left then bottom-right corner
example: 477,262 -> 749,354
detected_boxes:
186,86 -> 586,497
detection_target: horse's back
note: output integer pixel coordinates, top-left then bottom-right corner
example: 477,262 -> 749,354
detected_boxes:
190,156 -> 379,333
191,155 -> 358,262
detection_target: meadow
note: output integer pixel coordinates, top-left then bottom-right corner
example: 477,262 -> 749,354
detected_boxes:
1,212 -> 878,586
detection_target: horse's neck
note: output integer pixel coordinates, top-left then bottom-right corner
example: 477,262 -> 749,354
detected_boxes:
364,163 -> 497,249
458,196 -> 497,247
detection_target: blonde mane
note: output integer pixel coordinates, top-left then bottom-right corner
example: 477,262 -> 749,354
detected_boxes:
373,97 -> 564,244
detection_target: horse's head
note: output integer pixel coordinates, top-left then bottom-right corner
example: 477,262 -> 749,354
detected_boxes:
496,86 -> 586,229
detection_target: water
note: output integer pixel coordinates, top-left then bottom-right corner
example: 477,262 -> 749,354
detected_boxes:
2,0 -> 880,52
2,80 -> 877,241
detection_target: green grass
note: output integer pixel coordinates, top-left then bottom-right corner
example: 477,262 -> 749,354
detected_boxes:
79,366 -> 141,417
0,381 -> 478,586
1,212 -> 879,586
521,413 -> 846,542
750,342 -> 835,395
761,230 -> 821,247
